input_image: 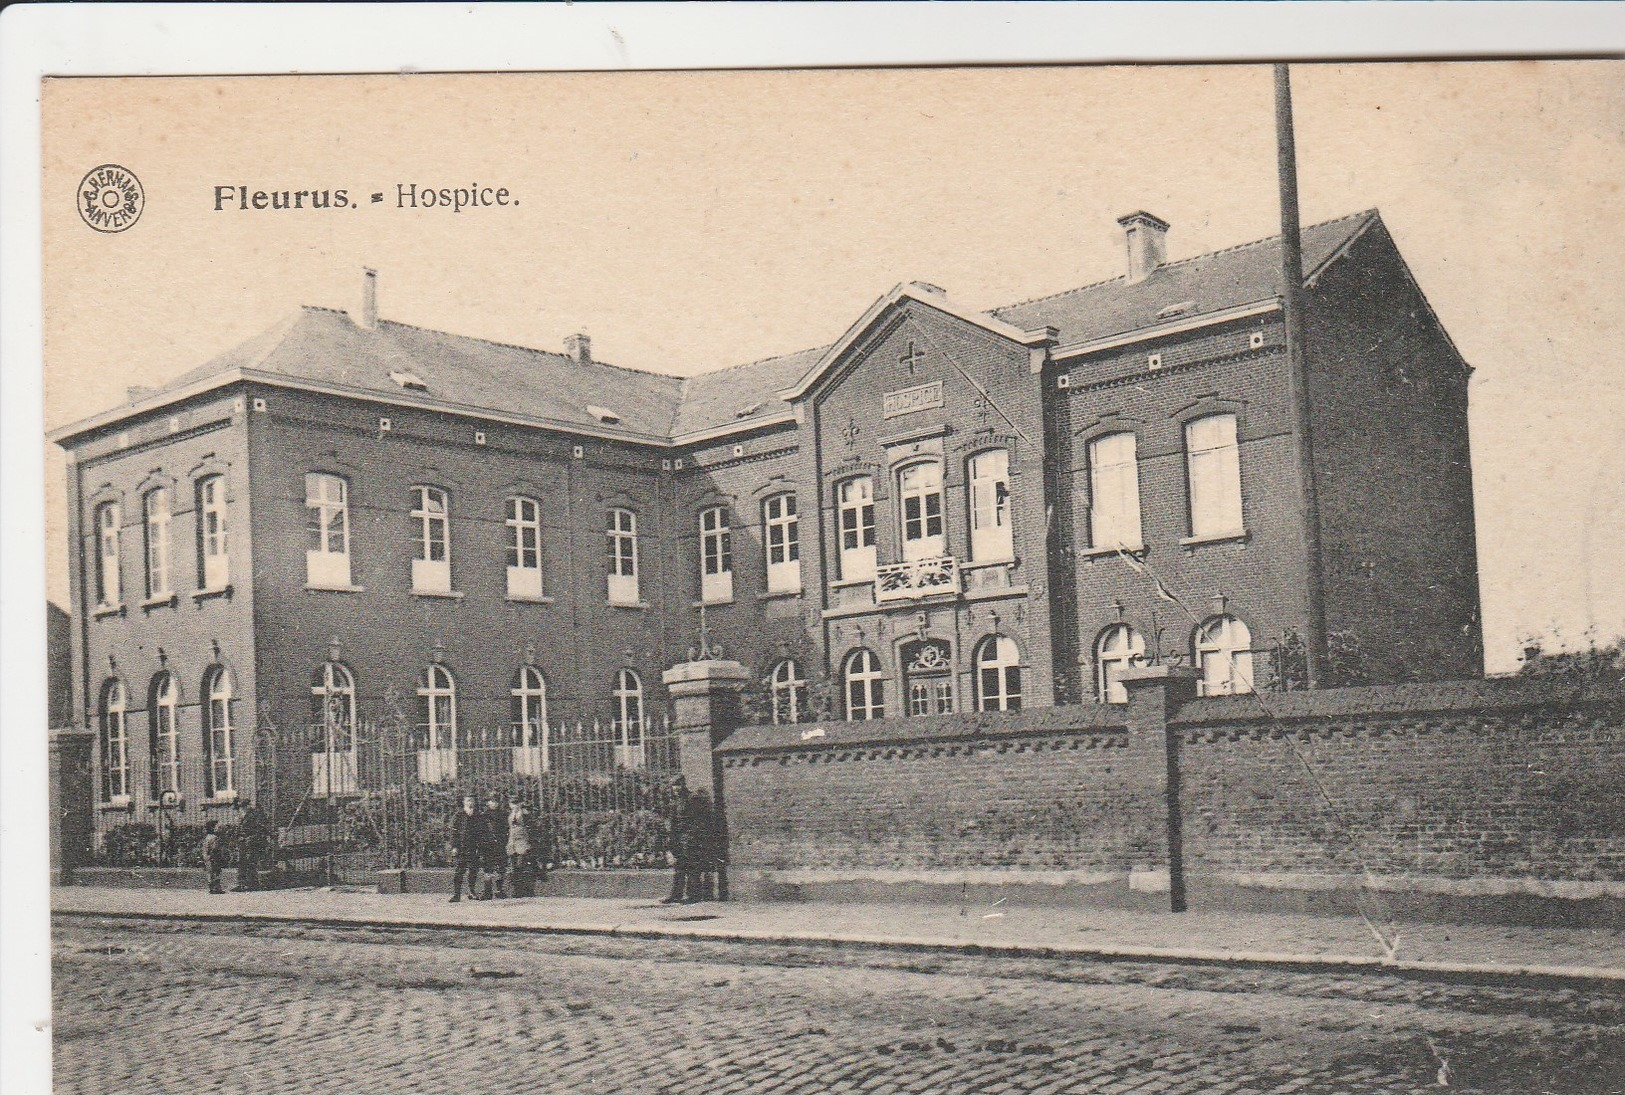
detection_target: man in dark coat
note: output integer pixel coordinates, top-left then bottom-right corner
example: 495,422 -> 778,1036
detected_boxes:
233,801 -> 270,892
684,790 -> 716,903
449,794 -> 488,902
660,776 -> 689,904
481,792 -> 510,899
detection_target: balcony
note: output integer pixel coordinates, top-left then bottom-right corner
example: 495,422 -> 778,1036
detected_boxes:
875,555 -> 960,602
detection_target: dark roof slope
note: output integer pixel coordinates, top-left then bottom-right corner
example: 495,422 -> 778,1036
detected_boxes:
669,344 -> 827,437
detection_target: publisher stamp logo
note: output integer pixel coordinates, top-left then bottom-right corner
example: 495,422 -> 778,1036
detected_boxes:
79,164 -> 144,233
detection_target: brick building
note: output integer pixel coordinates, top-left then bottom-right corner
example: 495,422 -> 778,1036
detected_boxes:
50,208 -> 1480,822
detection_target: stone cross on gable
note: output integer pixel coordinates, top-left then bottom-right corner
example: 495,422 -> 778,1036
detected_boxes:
898,340 -> 926,376
842,417 -> 861,449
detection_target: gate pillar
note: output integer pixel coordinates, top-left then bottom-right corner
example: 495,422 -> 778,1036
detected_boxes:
662,658 -> 749,798
1119,665 -> 1199,913
49,728 -> 96,884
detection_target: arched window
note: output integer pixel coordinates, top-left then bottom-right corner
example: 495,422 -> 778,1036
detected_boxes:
144,488 -> 172,598
203,667 -> 236,797
975,636 -> 1023,712
700,505 -> 733,603
505,496 -> 544,600
511,665 -> 548,747
304,473 -> 351,589
1095,625 -> 1146,704
607,508 -> 639,605
902,639 -> 955,716
196,475 -> 229,590
99,679 -> 130,803
1088,432 -> 1142,550
410,486 -> 453,594
1185,414 -> 1243,539
1195,615 -> 1254,696
612,669 -> 645,763
310,661 -> 358,794
968,450 -> 1013,562
897,461 -> 945,561
763,493 -> 801,593
836,477 -> 876,581
769,659 -> 806,725
844,649 -> 885,721
418,664 -> 458,751
94,502 -> 122,608
148,672 -> 180,796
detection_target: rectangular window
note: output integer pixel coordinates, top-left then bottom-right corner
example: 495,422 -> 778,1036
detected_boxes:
411,486 -> 452,594
95,502 -> 121,607
764,494 -> 801,593
144,489 -> 171,598
1088,433 -> 1142,550
197,476 -> 229,590
700,506 -> 733,603
607,508 -> 639,605
505,496 -> 544,599
1186,414 -> 1243,538
968,450 -> 1014,562
304,473 -> 351,588
899,462 -> 945,561
837,477 -> 876,582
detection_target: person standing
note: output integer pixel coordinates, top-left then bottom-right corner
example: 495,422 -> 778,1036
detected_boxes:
684,790 -> 715,903
481,792 -> 510,899
448,795 -> 487,903
201,820 -> 225,895
660,776 -> 690,905
234,801 -> 269,892
506,798 -> 533,898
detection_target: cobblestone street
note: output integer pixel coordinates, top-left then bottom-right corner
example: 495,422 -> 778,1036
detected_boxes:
53,914 -> 1624,1094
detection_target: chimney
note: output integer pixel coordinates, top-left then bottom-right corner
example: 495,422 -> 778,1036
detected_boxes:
1116,211 -> 1169,284
563,332 -> 592,364
359,267 -> 378,329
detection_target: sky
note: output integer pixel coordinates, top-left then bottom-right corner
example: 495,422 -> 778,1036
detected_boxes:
39,61 -> 1625,673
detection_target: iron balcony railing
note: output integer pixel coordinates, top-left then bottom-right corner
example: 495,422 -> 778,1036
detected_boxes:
875,554 -> 960,602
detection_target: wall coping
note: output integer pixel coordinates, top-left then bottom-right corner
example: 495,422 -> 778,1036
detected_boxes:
1170,676 -> 1625,727
717,706 -> 1128,756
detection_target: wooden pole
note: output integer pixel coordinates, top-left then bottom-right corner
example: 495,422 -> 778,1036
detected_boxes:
1274,63 -> 1329,690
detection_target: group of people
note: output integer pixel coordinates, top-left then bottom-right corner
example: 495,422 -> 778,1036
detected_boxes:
662,777 -> 725,905
201,801 -> 271,895
449,793 -> 548,902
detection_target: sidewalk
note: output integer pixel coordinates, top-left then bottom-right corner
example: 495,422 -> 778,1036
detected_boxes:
53,884 -> 1625,984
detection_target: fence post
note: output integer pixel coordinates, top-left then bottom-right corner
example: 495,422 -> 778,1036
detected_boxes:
1118,665 -> 1199,913
49,728 -> 96,884
662,658 -> 748,900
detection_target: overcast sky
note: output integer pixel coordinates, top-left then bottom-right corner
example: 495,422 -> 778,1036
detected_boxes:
40,62 -> 1625,673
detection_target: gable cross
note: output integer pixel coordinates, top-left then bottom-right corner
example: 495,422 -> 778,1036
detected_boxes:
898,340 -> 926,376
842,417 -> 861,449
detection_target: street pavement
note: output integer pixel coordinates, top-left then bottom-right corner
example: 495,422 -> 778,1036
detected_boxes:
53,908 -> 1625,1094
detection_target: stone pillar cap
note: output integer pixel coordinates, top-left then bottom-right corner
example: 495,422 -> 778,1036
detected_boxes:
662,658 -> 750,686
1118,664 -> 1200,684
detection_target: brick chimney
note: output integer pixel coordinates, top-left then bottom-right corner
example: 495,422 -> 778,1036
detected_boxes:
359,267 -> 378,329
1116,211 -> 1169,284
564,332 -> 591,364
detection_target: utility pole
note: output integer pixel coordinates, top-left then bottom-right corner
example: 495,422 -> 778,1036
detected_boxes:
1275,63 -> 1329,690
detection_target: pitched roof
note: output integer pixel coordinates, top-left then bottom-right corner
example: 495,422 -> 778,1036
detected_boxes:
53,210 -> 1384,446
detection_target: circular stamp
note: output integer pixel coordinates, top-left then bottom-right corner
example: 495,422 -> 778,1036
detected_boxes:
78,164 -> 144,233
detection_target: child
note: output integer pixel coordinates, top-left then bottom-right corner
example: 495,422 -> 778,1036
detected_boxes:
202,820 -> 225,895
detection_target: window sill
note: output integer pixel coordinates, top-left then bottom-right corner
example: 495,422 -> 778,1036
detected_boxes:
828,576 -> 874,590
758,587 -> 803,600
960,556 -> 1017,571
506,594 -> 555,605
412,589 -> 465,600
1179,530 -> 1250,550
192,585 -> 233,602
145,798 -> 185,811
203,793 -> 239,807
98,798 -> 133,812
306,583 -> 366,594
1078,544 -> 1144,560
693,597 -> 735,608
92,603 -> 126,619
139,593 -> 177,611
964,584 -> 1030,603
608,600 -> 650,610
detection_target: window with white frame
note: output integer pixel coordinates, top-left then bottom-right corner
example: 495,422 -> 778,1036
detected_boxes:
837,477 -> 876,581
411,486 -> 452,594
699,505 -> 734,602
304,473 -> 351,589
310,661 -> 358,794
149,672 -> 180,797
99,679 -> 130,803
417,664 -> 459,783
1088,432 -> 1143,550
197,476 -> 229,590
975,635 -> 1023,712
612,669 -> 645,754
203,666 -> 236,797
1195,614 -> 1254,696
763,493 -> 801,593
606,508 -> 639,605
511,665 -> 547,746
95,502 -> 122,607
505,496 -> 544,600
1185,414 -> 1244,539
144,488 -> 171,599
844,648 -> 885,721
968,450 -> 1014,562
903,639 -> 955,716
898,462 -> 945,561
1096,624 -> 1147,704
770,659 -> 807,725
